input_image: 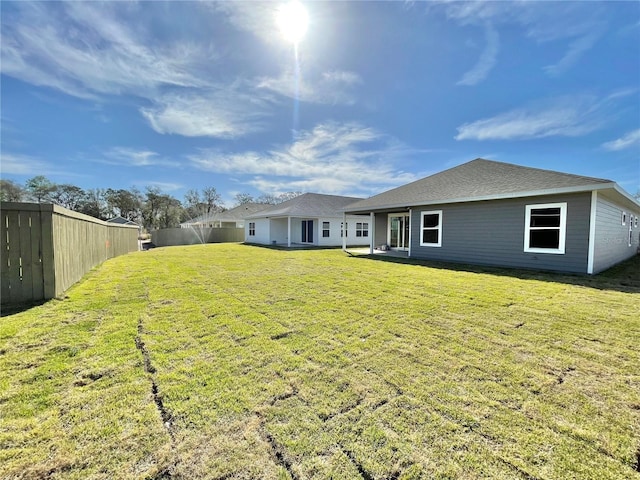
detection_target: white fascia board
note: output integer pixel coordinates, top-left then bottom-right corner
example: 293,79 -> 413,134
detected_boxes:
612,184 -> 640,210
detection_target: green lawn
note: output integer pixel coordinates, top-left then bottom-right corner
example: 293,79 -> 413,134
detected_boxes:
1,244 -> 639,480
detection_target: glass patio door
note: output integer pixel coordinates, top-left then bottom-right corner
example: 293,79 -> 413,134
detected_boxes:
388,214 -> 410,250
301,220 -> 314,243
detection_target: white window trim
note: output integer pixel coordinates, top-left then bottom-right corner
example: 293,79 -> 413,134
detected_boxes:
322,221 -> 330,238
524,202 -> 567,254
420,210 -> 442,247
248,222 -> 256,236
622,211 -> 627,226
355,222 -> 369,237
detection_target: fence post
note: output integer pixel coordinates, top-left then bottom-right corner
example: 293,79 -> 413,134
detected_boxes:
40,204 -> 56,299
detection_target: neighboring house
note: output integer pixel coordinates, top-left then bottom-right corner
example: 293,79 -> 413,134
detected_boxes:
245,193 -> 367,247
181,203 -> 268,229
106,216 -> 139,226
343,158 -> 640,274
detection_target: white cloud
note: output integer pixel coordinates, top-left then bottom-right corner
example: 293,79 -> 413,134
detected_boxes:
0,2 -> 362,139
602,129 -> 640,151
188,122 -> 419,195
455,94 -> 625,141
140,87 -> 272,138
0,2 -> 211,99
213,2 -> 281,44
136,181 -> 184,193
103,148 -> 179,168
0,152 -> 56,175
543,27 -> 604,76
256,69 -> 362,105
457,23 -> 499,86
433,1 -> 607,78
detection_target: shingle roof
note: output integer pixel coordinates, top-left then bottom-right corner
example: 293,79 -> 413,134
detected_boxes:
106,216 -> 139,226
217,203 -> 269,221
246,193 -> 364,219
182,203 -> 268,225
345,158 -> 614,212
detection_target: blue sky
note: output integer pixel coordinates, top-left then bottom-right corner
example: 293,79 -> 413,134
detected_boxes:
1,1 -> 639,206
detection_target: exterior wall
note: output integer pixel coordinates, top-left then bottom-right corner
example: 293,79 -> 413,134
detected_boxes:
1,202 -> 138,305
319,216 -> 367,247
271,218 -> 290,244
245,218 -> 271,244
408,193 -> 592,273
592,194 -> 640,274
374,214 -> 387,247
152,227 -> 244,247
318,217 -> 340,246
246,215 -> 367,246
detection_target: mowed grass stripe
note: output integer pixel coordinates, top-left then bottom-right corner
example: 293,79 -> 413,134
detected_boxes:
0,244 -> 638,479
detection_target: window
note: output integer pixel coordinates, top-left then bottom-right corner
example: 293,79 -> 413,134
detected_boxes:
355,222 -> 369,237
420,210 -> 442,247
524,203 -> 567,254
622,211 -> 627,226
636,216 -> 638,228
341,222 -> 347,237
248,222 -> 255,236
629,228 -> 633,247
322,221 -> 330,238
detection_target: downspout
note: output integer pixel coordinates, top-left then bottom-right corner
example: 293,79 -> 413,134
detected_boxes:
587,191 -> 597,274
287,216 -> 291,248
369,212 -> 375,254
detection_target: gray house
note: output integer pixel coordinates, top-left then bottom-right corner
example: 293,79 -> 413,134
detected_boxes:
245,193 -> 366,247
343,159 -> 640,274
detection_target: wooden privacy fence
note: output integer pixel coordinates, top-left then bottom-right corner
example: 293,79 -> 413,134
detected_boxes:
1,202 -> 139,306
151,227 -> 244,247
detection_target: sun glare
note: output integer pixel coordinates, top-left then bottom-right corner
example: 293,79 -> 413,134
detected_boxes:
276,1 -> 308,44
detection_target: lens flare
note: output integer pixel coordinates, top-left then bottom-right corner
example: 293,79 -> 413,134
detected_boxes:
276,1 -> 308,44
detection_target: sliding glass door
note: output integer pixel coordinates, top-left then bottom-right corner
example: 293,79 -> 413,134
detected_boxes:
388,214 -> 410,250
301,220 -> 314,243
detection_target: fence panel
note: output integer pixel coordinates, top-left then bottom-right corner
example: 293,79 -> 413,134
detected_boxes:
29,210 -> 45,301
1,202 -> 139,305
151,227 -> 244,247
1,204 -> 48,305
1,210 -> 10,302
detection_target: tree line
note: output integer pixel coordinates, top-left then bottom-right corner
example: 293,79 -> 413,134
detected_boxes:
0,176 -> 300,231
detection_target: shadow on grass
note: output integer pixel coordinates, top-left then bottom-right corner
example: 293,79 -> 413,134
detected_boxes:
243,242 -> 347,252
1,299 -> 49,317
348,252 -> 640,294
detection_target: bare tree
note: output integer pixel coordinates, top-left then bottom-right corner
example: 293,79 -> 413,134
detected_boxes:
234,193 -> 255,206
143,187 -> 182,230
0,179 -> 25,202
79,189 -> 109,220
105,188 -> 143,221
202,187 -> 223,214
50,184 -> 86,210
256,191 -> 303,205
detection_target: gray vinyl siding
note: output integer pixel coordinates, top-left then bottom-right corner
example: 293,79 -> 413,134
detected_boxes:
408,193 -> 592,273
374,214 -> 387,247
592,195 -> 640,274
